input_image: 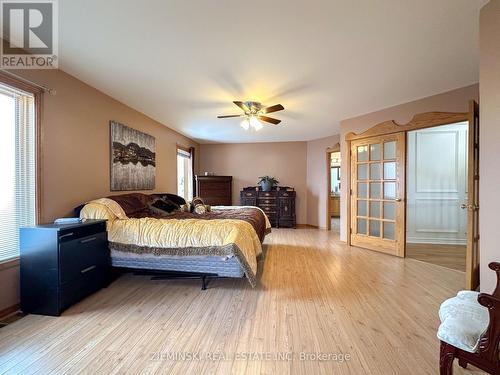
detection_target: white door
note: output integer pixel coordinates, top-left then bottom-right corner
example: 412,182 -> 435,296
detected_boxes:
406,123 -> 468,246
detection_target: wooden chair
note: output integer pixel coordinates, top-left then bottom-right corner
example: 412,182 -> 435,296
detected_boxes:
439,262 -> 500,374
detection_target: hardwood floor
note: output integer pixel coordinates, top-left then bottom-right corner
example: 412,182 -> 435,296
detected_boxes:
0,229 -> 483,374
406,243 -> 466,272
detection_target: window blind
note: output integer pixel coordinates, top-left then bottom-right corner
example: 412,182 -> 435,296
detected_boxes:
0,84 -> 36,262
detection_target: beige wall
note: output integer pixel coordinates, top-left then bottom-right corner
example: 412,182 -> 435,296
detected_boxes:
339,84 -> 479,242
479,1 -> 500,293
199,142 -> 308,224
0,69 -> 198,312
13,69 -> 199,222
306,135 -> 340,228
199,135 -> 343,229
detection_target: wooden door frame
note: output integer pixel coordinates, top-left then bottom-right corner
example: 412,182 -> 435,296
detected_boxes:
466,101 -> 480,290
326,144 -> 341,231
346,110 -> 470,252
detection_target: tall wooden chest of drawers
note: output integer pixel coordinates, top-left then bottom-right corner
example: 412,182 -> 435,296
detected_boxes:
195,175 -> 232,206
240,187 -> 296,228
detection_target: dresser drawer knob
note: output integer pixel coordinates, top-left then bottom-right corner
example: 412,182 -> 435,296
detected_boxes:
81,265 -> 97,274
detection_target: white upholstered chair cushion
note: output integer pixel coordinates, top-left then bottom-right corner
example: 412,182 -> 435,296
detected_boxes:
437,291 -> 490,353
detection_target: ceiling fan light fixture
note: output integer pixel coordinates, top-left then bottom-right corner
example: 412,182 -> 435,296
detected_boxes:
249,116 -> 263,131
219,100 -> 284,131
241,119 -> 250,130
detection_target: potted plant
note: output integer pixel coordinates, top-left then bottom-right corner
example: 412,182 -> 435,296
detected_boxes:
258,176 -> 279,192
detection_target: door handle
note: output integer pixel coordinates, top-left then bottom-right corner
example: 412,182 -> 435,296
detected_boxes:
461,204 -> 479,211
395,198 -> 402,202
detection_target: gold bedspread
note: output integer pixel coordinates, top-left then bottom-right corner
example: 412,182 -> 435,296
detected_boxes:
80,201 -> 263,286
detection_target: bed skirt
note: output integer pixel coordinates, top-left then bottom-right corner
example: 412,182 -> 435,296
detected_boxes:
111,254 -> 245,278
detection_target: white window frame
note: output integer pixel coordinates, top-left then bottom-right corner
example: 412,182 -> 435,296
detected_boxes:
0,74 -> 40,263
177,147 -> 193,202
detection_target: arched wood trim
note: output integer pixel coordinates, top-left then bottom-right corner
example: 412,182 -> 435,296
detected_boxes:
326,142 -> 341,152
345,111 -> 468,141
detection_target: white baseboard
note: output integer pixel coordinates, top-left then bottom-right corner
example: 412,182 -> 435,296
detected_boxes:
406,237 -> 466,246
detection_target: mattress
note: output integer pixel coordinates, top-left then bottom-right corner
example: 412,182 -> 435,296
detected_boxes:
80,199 -> 264,285
111,252 -> 245,278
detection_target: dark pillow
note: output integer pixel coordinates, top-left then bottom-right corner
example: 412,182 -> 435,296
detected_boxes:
74,204 -> 85,217
149,198 -> 179,215
152,193 -> 186,206
107,193 -> 149,215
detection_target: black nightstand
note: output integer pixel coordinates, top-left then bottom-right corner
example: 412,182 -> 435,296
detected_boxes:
20,219 -> 110,316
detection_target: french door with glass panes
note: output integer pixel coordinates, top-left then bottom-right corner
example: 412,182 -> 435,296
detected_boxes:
350,132 -> 405,257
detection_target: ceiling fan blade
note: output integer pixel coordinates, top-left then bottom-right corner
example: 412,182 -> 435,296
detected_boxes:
217,114 -> 243,118
260,104 -> 284,114
233,101 -> 250,112
257,115 -> 281,125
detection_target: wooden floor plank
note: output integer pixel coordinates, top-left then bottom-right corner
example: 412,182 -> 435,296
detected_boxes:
0,228 -> 485,374
406,243 -> 466,272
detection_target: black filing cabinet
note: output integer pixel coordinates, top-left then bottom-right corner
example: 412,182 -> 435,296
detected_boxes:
20,219 -> 110,316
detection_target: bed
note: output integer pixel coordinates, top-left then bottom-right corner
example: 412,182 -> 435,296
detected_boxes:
79,193 -> 271,287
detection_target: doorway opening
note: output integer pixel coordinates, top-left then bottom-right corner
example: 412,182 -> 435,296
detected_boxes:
327,149 -> 341,233
346,101 -> 480,289
405,122 -> 468,272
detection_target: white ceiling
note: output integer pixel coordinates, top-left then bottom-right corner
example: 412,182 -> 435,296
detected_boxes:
59,0 -> 487,143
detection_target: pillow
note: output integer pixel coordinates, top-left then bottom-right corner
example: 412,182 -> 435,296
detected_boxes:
149,198 -> 179,215
180,203 -> 191,212
191,197 -> 209,214
192,197 -> 204,207
80,202 -> 119,222
194,204 -> 206,214
86,198 -> 128,219
152,193 -> 186,206
194,204 -> 211,214
74,204 -> 86,217
107,194 -> 149,215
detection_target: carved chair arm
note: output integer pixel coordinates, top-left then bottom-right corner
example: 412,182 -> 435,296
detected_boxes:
489,262 -> 500,271
477,293 -> 500,363
489,262 -> 500,298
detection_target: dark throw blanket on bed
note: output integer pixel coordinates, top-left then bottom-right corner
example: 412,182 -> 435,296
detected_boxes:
78,193 -> 268,242
129,207 -> 268,242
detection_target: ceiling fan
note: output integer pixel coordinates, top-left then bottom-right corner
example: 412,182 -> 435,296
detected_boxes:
217,101 -> 284,130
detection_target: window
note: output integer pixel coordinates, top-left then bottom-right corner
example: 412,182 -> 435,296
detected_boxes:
330,151 -> 341,194
177,147 -> 193,202
331,166 -> 341,193
0,82 -> 37,262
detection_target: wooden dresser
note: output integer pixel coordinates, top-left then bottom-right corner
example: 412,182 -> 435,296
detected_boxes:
330,195 -> 340,217
240,186 -> 296,228
195,175 -> 232,205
